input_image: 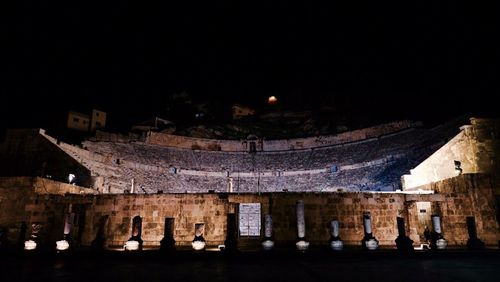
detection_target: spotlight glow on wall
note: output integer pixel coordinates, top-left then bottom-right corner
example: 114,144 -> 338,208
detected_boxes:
268,96 -> 278,105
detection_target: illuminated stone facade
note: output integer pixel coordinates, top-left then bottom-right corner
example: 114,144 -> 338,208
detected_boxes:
0,117 -> 499,250
403,118 -> 500,189
35,118 -> 470,194
1,174 -> 499,249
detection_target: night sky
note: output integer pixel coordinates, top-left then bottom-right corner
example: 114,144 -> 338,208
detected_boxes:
1,2 -> 497,132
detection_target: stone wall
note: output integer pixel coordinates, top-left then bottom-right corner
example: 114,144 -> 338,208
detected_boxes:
82,194 -> 232,247
32,177 -> 97,195
402,118 -> 500,190
2,174 -> 497,250
0,129 -> 92,187
0,177 -> 33,243
0,177 -> 94,245
406,174 -> 500,247
22,194 -> 93,247
79,192 -> 406,248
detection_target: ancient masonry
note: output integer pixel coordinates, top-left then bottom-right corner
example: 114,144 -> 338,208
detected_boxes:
0,117 -> 499,250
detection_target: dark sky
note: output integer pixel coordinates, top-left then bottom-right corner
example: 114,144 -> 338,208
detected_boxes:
1,1 -> 497,131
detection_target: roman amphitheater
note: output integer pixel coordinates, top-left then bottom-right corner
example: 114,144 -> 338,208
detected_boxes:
0,116 -> 499,251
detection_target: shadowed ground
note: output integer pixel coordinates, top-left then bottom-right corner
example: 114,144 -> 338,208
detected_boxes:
2,250 -> 500,282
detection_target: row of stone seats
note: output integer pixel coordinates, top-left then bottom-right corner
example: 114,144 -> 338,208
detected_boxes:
79,118 -> 465,193
83,127 -> 440,174
99,156 -> 406,194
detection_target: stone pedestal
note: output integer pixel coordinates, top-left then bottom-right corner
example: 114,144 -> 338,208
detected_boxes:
361,213 -> 378,250
25,223 -> 42,251
430,215 -> 447,250
24,240 -> 37,250
295,200 -> 309,251
329,220 -> 343,251
262,214 -> 274,251
56,240 -> 70,251
192,223 -> 206,251
124,240 -> 140,251
192,240 -> 206,251
126,216 -> 143,251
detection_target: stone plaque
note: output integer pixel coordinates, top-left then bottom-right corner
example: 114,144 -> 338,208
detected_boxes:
239,203 -> 261,236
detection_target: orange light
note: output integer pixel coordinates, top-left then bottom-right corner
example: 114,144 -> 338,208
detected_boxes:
268,96 -> 278,105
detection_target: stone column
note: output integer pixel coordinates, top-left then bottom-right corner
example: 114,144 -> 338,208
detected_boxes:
430,214 -> 447,250
262,214 -> 274,251
224,214 -> 238,251
63,204 -> 74,239
131,216 -> 142,238
362,213 -> 378,250
363,215 -> 371,233
466,216 -> 484,249
63,213 -> 73,237
295,200 -> 309,251
265,214 -> 273,238
329,220 -> 343,251
17,222 -> 27,249
56,206 -> 74,251
160,218 -> 176,251
91,215 -> 108,251
395,217 -> 413,251
432,215 -> 441,233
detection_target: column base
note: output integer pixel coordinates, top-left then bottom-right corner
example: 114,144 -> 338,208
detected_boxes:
160,237 -> 176,251
395,235 -> 414,251
262,240 -> 274,251
467,238 -> 485,250
124,240 -> 140,251
56,240 -> 70,251
363,238 -> 379,250
24,240 -> 37,250
296,240 -> 310,251
329,240 -> 343,251
431,238 -> 447,250
192,240 -> 206,251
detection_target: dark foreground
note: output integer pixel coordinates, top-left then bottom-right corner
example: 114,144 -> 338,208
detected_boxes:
2,250 -> 500,282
